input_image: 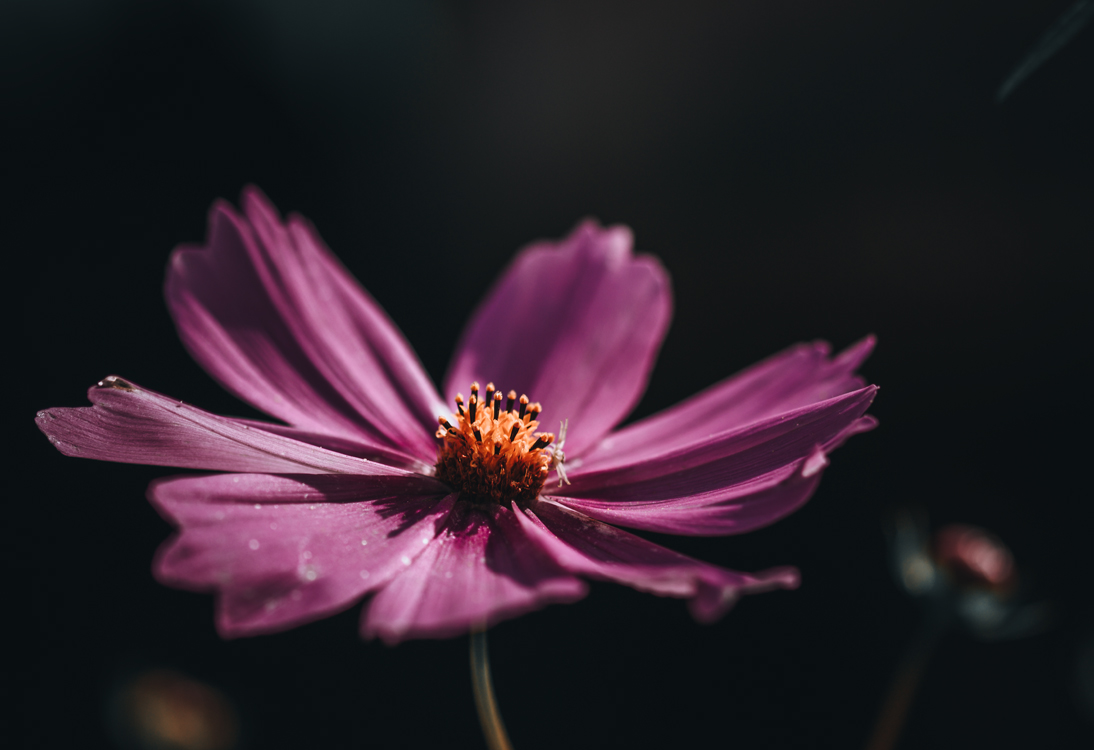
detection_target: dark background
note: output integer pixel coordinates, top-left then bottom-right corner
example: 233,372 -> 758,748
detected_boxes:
8,1 -> 1093,748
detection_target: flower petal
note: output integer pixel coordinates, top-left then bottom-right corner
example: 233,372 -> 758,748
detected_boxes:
167,187 -> 444,463
150,474 -> 455,637
576,338 -> 875,474
445,220 -> 671,459
518,500 -> 799,622
563,386 -> 876,490
361,501 -> 587,644
550,431 -> 861,536
36,377 -> 416,475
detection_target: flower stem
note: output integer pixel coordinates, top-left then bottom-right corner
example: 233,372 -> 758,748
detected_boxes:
864,624 -> 940,750
470,629 -> 513,750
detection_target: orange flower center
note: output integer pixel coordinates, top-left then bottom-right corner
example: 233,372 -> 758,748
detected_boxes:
434,382 -> 564,505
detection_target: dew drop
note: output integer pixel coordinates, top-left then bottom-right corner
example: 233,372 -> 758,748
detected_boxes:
254,504 -> 262,510
359,570 -> 370,579
400,555 -> 411,566
304,568 -> 318,581
248,539 -> 260,551
233,477 -> 240,483
360,540 -> 368,546
270,522 -> 278,530
302,551 -> 312,560
309,505 -> 317,510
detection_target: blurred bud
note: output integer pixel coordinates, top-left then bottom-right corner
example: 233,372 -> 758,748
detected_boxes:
886,508 -> 1049,640
111,669 -> 239,750
934,524 -> 1016,590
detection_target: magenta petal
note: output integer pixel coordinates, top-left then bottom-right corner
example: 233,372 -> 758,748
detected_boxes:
151,474 -> 455,637
554,417 -> 877,536
36,377 -> 416,475
561,386 -> 877,496
577,338 -> 875,473
167,187 -> 444,463
519,500 -> 799,622
444,220 -> 671,459
550,440 -> 837,536
361,501 -> 587,644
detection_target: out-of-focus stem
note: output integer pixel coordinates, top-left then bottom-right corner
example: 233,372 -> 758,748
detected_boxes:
865,626 -> 939,750
470,629 -> 513,750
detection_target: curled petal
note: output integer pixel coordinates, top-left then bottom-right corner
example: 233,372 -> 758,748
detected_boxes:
35,377 -> 412,475
519,500 -> 799,622
167,187 -> 444,463
150,474 -> 454,637
577,337 -> 874,474
361,501 -> 587,644
445,220 -> 671,459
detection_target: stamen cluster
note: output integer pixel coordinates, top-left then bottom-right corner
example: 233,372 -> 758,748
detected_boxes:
435,382 -> 554,505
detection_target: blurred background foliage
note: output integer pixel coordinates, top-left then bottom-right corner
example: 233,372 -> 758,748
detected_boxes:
7,1 -> 1092,747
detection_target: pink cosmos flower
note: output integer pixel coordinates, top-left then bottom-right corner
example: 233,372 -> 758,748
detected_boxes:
36,187 -> 877,644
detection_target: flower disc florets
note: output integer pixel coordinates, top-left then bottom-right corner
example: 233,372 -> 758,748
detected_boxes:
434,382 -> 555,505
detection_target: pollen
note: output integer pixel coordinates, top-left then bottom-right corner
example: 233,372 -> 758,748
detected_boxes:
434,382 -> 558,505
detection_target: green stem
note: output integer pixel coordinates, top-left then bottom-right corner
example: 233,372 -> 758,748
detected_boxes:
470,629 -> 513,750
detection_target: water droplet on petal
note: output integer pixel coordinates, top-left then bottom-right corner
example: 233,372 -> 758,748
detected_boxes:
302,551 -> 312,560
400,555 -> 411,566
359,570 -> 370,579
304,568 -> 317,581
248,539 -> 260,551
254,504 -> 261,510
269,522 -> 278,530
360,540 -> 368,546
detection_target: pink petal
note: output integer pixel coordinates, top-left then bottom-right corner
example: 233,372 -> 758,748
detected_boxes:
361,501 -> 587,644
150,474 -> 455,637
550,429 -> 867,536
444,220 -> 671,459
167,187 -> 445,463
577,338 -> 875,474
518,500 -> 799,623
36,377 -> 415,475
561,386 -> 877,495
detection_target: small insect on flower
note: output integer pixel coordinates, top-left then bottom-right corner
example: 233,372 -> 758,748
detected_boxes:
37,187 -> 877,643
